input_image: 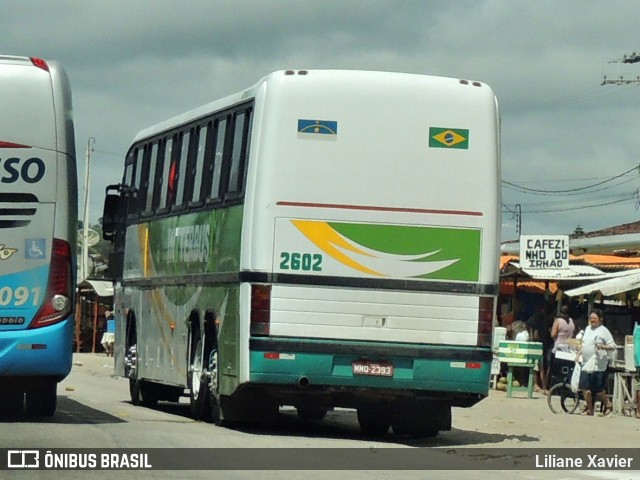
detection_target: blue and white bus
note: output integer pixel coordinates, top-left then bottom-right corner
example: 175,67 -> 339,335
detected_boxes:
103,70 -> 500,435
0,55 -> 77,416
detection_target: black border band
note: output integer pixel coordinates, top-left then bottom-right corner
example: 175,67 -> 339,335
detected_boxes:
122,271 -> 498,295
250,337 -> 492,361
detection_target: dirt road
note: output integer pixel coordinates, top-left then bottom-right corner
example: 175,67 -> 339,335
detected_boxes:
69,353 -> 639,449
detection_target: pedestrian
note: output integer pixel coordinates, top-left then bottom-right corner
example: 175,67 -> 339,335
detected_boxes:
101,310 -> 116,357
527,303 -> 552,391
547,305 -> 576,383
578,309 -> 615,416
551,305 -> 575,352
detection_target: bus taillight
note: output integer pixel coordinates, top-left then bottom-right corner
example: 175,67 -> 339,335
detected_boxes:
29,238 -> 72,329
477,296 -> 494,347
250,284 -> 271,336
30,57 -> 49,72
0,141 -> 30,148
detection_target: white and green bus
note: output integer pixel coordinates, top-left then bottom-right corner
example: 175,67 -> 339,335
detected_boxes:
103,69 -> 500,436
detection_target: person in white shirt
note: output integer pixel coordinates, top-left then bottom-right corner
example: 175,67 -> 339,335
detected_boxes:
579,309 -> 615,416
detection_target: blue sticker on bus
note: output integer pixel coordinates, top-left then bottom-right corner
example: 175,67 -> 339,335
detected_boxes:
297,119 -> 338,135
25,239 -> 46,259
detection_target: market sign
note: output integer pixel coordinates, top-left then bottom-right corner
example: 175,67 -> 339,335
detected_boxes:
519,234 -> 569,269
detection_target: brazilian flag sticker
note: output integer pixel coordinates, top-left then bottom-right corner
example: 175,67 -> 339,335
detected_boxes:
429,127 -> 469,149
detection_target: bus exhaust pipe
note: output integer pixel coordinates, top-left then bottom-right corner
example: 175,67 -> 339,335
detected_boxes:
297,376 -> 310,388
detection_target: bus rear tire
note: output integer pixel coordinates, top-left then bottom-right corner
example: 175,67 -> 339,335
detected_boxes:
189,334 -> 220,423
357,405 -> 390,436
129,378 -> 158,407
296,407 -> 328,421
25,382 -> 56,416
129,378 -> 142,406
0,390 -> 24,416
391,400 -> 450,437
219,389 -> 278,426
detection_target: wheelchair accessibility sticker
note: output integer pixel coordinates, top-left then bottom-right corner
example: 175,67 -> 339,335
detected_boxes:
25,239 -> 46,260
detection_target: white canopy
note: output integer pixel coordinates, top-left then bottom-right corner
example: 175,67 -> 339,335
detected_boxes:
77,279 -> 114,297
564,268 -> 640,297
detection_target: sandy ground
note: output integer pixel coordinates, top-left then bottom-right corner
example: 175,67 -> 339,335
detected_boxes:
69,353 -> 640,449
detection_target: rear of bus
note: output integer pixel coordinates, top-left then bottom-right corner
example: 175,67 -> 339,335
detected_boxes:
243,70 -> 500,431
0,56 -> 76,415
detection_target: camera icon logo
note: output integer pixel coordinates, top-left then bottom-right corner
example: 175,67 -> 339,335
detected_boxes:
7,450 -> 39,469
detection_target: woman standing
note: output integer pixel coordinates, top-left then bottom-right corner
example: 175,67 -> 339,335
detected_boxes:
551,305 -> 575,353
579,309 -> 615,416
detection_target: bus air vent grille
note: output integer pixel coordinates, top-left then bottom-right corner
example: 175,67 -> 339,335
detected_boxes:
0,193 -> 38,228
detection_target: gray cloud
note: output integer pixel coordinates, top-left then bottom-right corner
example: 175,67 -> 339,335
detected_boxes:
3,0 -> 640,240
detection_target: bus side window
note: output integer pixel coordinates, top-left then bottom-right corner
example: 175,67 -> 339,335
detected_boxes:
158,136 -> 174,212
190,123 -> 209,206
144,142 -> 159,214
174,130 -> 191,210
166,134 -> 181,209
129,149 -> 143,218
206,117 -> 227,204
226,109 -> 251,198
123,160 -> 134,217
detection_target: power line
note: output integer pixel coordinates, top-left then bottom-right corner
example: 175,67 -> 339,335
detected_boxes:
502,164 -> 639,194
502,174 -> 639,197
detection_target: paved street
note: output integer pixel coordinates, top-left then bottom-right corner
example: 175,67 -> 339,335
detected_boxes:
2,353 -> 640,480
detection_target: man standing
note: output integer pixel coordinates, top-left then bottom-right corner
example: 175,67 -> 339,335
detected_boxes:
579,309 -> 615,416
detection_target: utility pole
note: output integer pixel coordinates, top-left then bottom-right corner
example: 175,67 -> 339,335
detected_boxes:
503,203 -> 522,236
602,51 -> 640,85
81,137 -> 95,281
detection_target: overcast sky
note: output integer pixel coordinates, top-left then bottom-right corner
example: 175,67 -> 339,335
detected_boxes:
4,0 -> 640,242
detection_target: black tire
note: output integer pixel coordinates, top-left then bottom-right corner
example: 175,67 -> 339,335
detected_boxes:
357,405 -> 390,436
296,407 -> 328,421
140,382 -> 159,407
25,382 -> 56,416
547,382 -> 580,414
129,378 -> 158,407
129,378 -> 142,406
0,390 -> 24,416
390,400 -> 447,437
218,389 -> 279,426
189,334 -> 219,422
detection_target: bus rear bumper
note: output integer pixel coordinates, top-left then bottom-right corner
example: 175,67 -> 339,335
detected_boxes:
249,338 -> 491,406
0,319 -> 73,380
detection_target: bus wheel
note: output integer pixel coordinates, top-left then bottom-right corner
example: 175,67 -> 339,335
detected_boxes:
189,334 -> 218,422
391,400 -> 448,437
129,378 -> 142,406
0,390 -> 24,416
357,405 -> 390,436
296,407 -> 328,421
130,378 -> 159,407
26,382 -> 56,416
219,389 -> 278,426
207,348 -> 221,423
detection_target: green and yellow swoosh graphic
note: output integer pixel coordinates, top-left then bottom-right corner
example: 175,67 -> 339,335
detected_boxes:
291,220 -> 481,281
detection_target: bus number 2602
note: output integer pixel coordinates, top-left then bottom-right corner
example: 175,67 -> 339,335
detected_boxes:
279,252 -> 322,272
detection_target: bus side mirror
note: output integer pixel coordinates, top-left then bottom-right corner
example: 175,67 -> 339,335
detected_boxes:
102,188 -> 121,241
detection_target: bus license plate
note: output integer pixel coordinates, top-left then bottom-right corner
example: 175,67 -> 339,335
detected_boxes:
352,361 -> 394,377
